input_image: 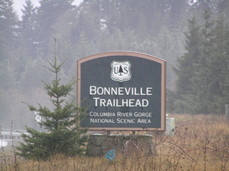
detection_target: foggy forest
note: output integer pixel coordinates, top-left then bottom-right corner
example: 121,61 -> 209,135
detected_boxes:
0,0 -> 229,129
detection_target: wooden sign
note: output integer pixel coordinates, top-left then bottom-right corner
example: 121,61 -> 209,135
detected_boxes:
77,51 -> 166,131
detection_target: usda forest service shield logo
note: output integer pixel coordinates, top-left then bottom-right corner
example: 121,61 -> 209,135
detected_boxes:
110,61 -> 131,82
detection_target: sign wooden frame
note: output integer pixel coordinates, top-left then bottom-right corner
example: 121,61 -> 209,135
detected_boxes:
77,51 -> 166,131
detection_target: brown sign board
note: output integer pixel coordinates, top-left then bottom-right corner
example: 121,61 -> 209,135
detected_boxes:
77,51 -> 166,131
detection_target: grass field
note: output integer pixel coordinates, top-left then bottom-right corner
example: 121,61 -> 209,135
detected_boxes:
1,114 -> 229,171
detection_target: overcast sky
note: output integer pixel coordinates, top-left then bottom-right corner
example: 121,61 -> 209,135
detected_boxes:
13,0 -> 83,19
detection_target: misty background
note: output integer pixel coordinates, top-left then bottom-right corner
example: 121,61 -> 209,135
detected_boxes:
0,0 -> 229,129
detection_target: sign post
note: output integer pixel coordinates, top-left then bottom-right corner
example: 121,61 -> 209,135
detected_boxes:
77,51 -> 166,131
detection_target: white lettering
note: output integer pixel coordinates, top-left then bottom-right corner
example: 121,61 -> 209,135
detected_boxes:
89,86 -> 153,96
117,118 -> 135,124
89,111 -> 116,117
89,86 -> 97,95
92,97 -> 149,107
137,119 -> 151,123
90,118 -> 115,123
116,112 -> 133,117
134,112 -> 152,117
93,97 -> 100,107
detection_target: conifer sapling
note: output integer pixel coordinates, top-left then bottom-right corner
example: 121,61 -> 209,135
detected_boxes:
17,57 -> 87,160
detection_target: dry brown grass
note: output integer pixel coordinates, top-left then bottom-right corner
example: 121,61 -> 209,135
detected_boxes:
155,114 -> 229,171
1,114 -> 229,171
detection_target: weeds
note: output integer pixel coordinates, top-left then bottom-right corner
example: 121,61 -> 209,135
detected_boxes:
1,114 -> 229,171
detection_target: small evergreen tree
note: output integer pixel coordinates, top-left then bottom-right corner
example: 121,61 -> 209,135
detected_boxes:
17,57 -> 87,160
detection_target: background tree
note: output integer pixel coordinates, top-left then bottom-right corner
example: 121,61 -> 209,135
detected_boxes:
20,0 -> 37,58
206,15 -> 229,113
17,56 -> 87,160
0,0 -> 19,61
194,9 -> 215,113
173,17 -> 202,113
174,9 -> 229,114
35,0 -> 73,56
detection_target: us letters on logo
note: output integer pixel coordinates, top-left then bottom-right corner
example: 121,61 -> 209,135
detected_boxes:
110,61 -> 131,82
